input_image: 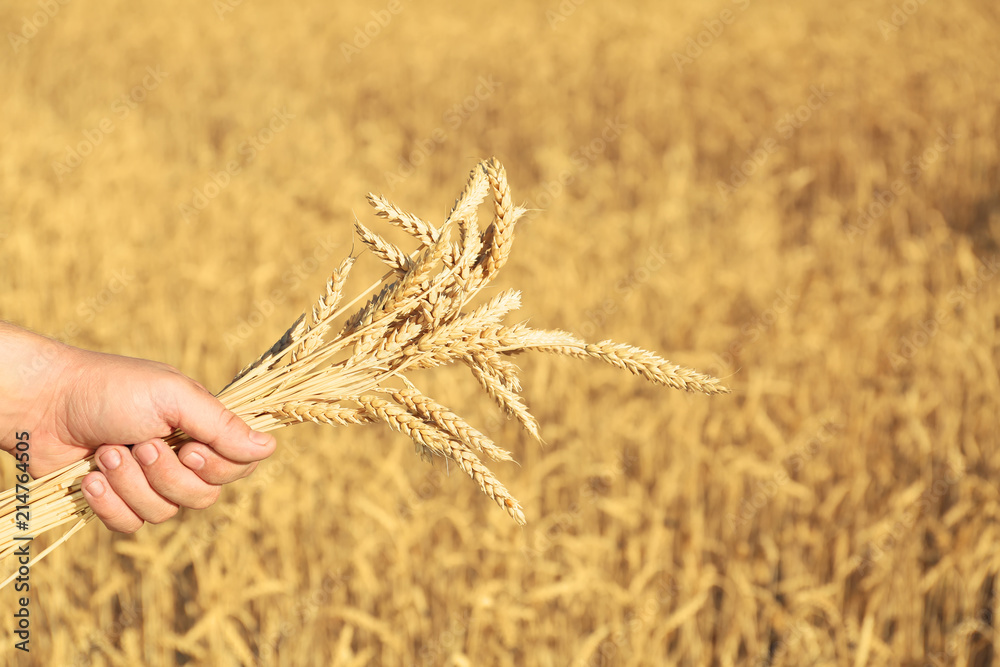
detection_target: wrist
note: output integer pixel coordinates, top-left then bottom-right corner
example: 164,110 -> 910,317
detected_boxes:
0,323 -> 75,453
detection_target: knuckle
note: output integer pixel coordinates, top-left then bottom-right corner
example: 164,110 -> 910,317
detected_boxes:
217,408 -> 244,436
190,486 -> 221,510
145,504 -> 179,525
103,509 -> 143,534
154,362 -> 179,378
157,373 -> 203,421
205,468 -> 238,485
117,518 -> 145,534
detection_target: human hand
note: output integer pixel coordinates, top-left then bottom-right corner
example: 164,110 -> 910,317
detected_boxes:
0,323 -> 276,533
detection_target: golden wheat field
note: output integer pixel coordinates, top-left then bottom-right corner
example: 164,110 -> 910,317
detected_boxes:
1,0 -> 999,664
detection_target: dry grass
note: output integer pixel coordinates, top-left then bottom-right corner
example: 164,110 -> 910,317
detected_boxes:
1,0 -> 999,664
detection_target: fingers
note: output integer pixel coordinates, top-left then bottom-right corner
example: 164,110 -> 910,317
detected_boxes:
84,438 -> 237,533
176,441 -> 259,485
81,471 -> 144,533
62,357 -> 276,534
129,438 -> 222,509
163,378 -> 277,464
92,442 -> 179,526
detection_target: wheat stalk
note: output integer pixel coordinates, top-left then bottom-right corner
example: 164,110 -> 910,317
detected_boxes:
0,158 -> 729,587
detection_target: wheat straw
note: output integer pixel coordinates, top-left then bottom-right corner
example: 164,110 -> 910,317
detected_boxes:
0,158 -> 728,585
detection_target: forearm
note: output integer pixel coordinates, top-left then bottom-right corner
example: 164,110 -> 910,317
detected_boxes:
0,322 -> 71,453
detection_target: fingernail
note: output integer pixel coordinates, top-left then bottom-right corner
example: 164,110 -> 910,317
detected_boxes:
85,479 -> 106,498
182,451 -> 206,471
100,450 -> 122,470
249,430 -> 271,446
135,443 -> 159,466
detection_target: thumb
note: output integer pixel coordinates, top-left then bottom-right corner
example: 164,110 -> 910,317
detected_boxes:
166,379 -> 276,463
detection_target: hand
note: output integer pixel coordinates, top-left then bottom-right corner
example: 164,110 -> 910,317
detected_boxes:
0,323 -> 277,533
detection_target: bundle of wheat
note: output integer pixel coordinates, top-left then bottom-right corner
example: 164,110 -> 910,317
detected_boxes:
0,158 -> 728,587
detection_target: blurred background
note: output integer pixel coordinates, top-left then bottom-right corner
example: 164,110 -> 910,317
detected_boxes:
1,0 -> 999,664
